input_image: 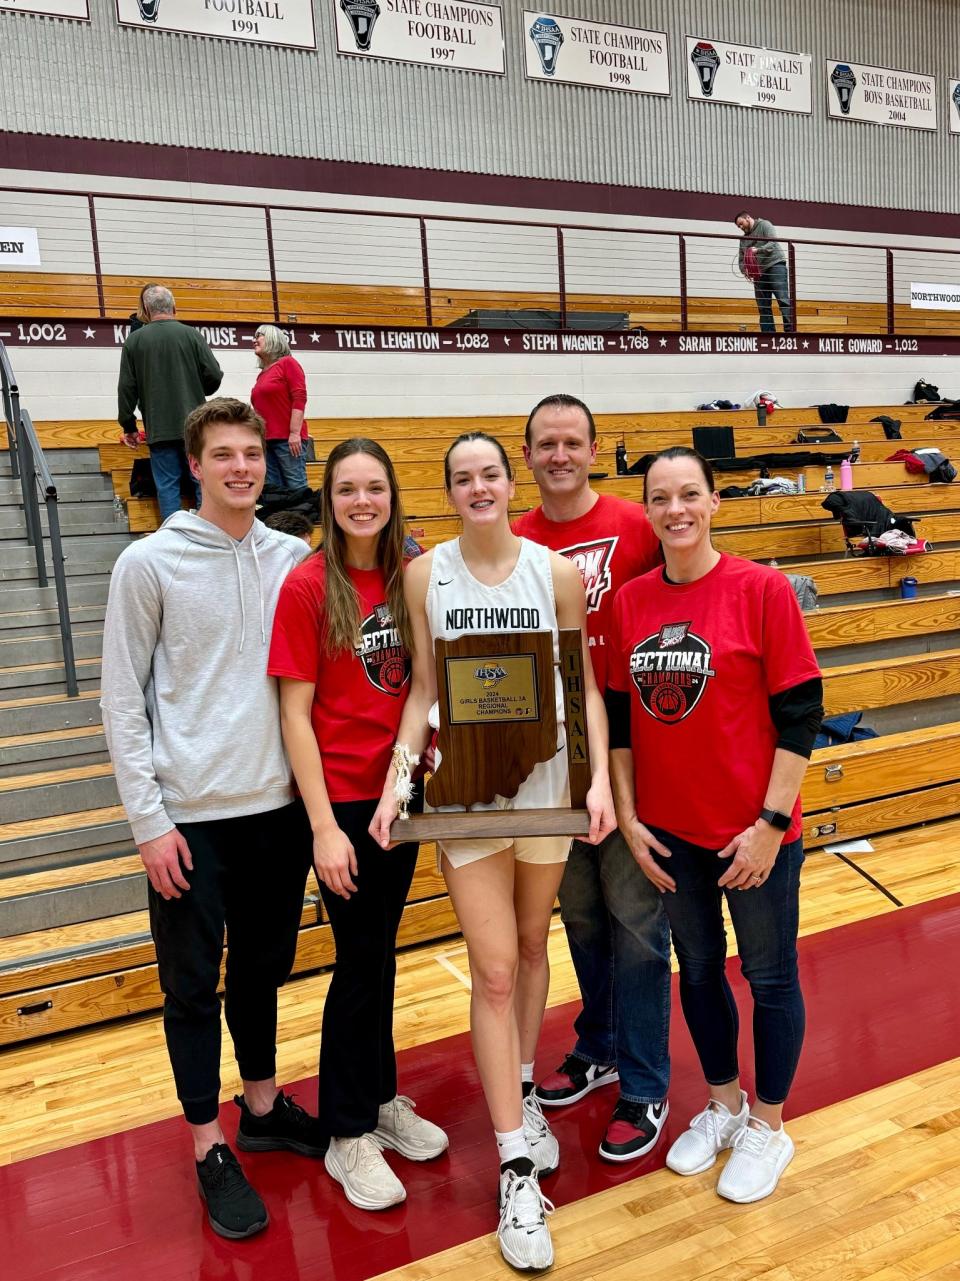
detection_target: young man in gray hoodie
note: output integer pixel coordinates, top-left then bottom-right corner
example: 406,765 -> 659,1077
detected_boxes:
101,396 -> 321,1239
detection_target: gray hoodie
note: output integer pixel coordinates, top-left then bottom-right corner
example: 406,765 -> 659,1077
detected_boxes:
100,511 -> 311,844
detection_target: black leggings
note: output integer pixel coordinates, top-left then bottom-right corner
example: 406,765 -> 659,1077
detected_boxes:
317,792 -> 420,1137
149,802 -> 313,1125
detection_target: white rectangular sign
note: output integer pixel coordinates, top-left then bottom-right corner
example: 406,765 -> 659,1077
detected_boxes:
0,229 -> 41,268
911,282 -> 960,311
523,11 -> 668,96
686,35 -> 811,114
115,0 -> 317,49
0,0 -> 88,16
334,0 -> 504,75
950,79 -> 960,135
826,59 -> 937,130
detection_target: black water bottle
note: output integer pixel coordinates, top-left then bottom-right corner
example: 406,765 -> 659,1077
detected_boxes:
616,438 -> 628,475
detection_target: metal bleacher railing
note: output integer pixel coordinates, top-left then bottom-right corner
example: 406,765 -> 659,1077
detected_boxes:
4,184 -> 960,335
1,341 -> 78,697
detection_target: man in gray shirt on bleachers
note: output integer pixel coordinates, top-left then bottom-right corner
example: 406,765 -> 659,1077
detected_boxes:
735,212 -> 793,335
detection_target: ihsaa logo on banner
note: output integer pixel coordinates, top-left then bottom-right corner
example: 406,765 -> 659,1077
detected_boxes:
340,0 -> 379,50
529,15 -> 563,76
690,41 -> 720,95
831,64 -> 857,114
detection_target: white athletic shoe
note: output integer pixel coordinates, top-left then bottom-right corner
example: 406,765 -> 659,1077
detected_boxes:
522,1093 -> 560,1178
717,1120 -> 795,1203
324,1134 -> 406,1210
497,1168 -> 555,1271
374,1095 -> 449,1161
666,1091 -> 749,1176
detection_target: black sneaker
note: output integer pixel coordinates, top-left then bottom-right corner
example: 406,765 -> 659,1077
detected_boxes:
599,1098 -> 669,1163
534,1053 -> 619,1108
196,1143 -> 269,1239
235,1092 -> 327,1157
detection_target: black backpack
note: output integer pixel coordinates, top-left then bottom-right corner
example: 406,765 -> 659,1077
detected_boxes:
914,379 -> 941,402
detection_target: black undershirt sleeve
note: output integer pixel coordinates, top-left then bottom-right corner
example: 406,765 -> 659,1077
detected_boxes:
769,677 -> 824,759
604,687 -> 632,751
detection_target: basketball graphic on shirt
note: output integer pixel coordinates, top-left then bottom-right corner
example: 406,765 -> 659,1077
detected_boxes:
356,605 -> 410,697
628,621 -> 715,723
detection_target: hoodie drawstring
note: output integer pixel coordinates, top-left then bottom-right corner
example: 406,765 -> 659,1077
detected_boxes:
250,536 -> 266,645
231,542 -> 247,653
231,536 -> 267,654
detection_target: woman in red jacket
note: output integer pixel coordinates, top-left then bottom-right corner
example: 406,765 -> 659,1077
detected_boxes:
251,324 -> 308,490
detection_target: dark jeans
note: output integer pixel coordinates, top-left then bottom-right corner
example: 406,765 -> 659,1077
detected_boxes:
558,828 -> 671,1102
148,801 -> 313,1125
266,439 -> 308,490
317,789 -> 421,1136
648,826 -> 805,1105
754,261 -> 793,333
149,441 -> 200,523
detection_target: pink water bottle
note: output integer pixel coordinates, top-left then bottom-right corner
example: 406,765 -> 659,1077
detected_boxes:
840,458 -> 854,490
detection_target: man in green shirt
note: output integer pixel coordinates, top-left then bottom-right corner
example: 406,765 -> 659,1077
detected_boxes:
118,285 -> 224,522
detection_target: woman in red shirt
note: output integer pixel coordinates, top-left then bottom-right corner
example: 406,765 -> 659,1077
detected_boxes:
268,438 -> 447,1212
251,324 -> 308,490
607,446 -> 823,1206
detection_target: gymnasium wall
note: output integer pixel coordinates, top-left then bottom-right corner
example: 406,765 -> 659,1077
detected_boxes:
1,0 -> 959,215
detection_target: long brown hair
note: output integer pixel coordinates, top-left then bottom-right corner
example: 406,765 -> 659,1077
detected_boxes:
319,438 -> 412,656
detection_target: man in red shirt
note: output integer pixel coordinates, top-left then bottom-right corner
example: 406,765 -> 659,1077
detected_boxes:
513,393 -> 672,1162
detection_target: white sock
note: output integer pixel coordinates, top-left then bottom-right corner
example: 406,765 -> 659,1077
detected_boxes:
495,1125 -> 529,1165
520,1062 -> 535,1085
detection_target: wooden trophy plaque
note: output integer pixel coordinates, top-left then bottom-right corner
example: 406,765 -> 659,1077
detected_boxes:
390,629 -> 591,842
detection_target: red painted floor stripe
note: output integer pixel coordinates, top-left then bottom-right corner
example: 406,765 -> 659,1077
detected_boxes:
3,893 -> 960,1281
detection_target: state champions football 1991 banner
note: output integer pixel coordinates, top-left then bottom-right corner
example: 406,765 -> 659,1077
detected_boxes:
115,0 -> 317,48
826,58 -> 937,130
685,35 -> 811,114
523,11 -> 668,96
334,0 -> 505,75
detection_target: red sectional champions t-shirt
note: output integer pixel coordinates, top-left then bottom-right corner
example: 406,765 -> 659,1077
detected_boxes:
268,554 -> 410,802
514,494 -> 661,691
608,554 -> 821,848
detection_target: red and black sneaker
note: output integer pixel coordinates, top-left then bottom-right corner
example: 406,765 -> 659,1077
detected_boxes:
534,1053 -> 619,1108
599,1098 -> 669,1163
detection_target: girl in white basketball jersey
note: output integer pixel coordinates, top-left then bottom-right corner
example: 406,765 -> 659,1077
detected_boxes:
371,432 -> 615,1272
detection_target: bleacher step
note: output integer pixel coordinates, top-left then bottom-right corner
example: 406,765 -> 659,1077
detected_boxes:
0,574 -> 110,614
0,761 -> 119,823
0,724 -> 109,775
0,871 -> 146,938
0,655 -> 101,696
0,804 -> 130,873
0,689 -> 102,736
0,629 -> 103,669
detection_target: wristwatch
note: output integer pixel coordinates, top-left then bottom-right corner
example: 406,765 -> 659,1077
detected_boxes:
759,807 -> 792,831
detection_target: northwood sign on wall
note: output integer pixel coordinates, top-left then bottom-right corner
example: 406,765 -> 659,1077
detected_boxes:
523,11 -> 669,96
334,0 -> 505,75
115,0 -> 317,48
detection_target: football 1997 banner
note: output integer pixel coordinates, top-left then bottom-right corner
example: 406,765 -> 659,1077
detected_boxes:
951,80 -> 960,135
0,0 -> 88,17
523,11 -> 669,97
826,59 -> 937,130
686,35 -> 811,114
115,0 -> 317,48
334,0 -> 505,75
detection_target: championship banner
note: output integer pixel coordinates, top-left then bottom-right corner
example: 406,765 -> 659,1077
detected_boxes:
686,35 -> 811,114
0,0 -> 88,16
334,0 -> 505,75
826,59 -> 937,130
0,229 -> 41,267
115,0 -> 317,49
911,282 -> 960,311
951,80 -> 960,135
523,11 -> 669,97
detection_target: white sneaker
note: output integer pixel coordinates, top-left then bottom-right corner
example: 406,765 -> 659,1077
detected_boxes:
666,1091 -> 749,1176
522,1093 -> 560,1178
324,1134 -> 406,1210
374,1095 -> 449,1161
717,1120 -> 795,1203
497,1168 -> 555,1271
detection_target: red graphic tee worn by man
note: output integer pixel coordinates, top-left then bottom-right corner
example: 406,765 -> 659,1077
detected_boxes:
514,494 -> 660,691
268,553 -> 410,802
608,554 -> 820,848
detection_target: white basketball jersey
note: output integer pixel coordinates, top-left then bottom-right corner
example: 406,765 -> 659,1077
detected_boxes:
426,537 -> 565,723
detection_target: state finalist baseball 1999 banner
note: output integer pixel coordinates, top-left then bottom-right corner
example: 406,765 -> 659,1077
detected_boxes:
334,0 -> 505,75
523,11 -> 669,97
115,0 -> 317,48
686,35 -> 811,114
950,80 -> 960,135
826,59 -> 937,130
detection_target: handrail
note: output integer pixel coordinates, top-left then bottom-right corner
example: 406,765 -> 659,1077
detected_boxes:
0,342 -> 78,697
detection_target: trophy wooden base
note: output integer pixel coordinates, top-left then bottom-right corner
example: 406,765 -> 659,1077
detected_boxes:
389,807 -> 591,843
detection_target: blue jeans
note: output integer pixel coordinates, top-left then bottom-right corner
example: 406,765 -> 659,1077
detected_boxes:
265,439 -> 308,490
754,261 -> 793,333
648,826 -> 805,1106
149,442 -> 200,524
557,827 -> 671,1103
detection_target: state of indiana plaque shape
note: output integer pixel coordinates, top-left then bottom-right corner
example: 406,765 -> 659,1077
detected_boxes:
427,632 -> 558,808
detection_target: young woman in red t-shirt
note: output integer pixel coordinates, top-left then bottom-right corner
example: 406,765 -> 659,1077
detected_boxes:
268,438 -> 447,1212
251,324 -> 308,490
607,446 -> 823,1206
